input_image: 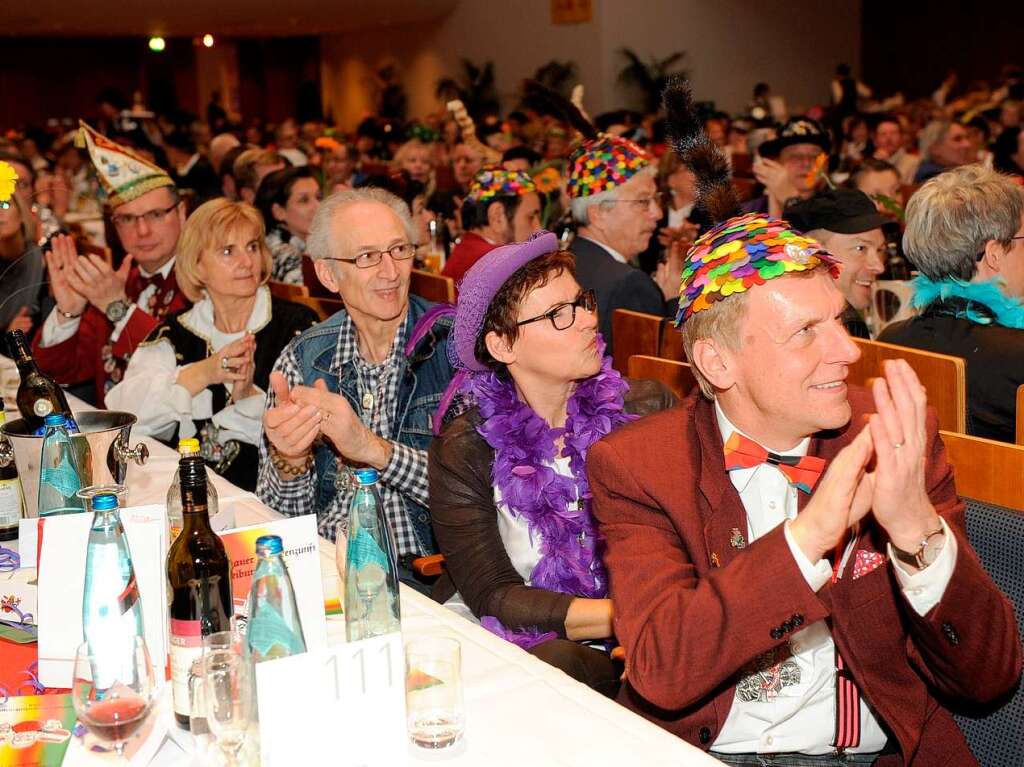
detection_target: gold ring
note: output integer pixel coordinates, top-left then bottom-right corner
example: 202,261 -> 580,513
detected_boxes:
893,441 -> 904,450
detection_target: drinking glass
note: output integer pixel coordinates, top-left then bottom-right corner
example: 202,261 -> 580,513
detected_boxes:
333,522 -> 348,597
72,636 -> 156,758
202,648 -> 252,766
77,484 -> 129,510
405,636 -> 465,750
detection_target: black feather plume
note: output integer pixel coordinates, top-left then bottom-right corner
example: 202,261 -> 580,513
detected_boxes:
662,75 -> 739,223
521,79 -> 598,141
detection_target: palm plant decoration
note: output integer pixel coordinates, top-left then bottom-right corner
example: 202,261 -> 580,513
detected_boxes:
617,48 -> 688,113
436,59 -> 500,120
531,60 -> 578,99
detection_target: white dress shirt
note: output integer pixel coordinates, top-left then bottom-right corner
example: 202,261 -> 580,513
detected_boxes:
711,402 -> 958,755
40,257 -> 177,348
577,235 -> 628,265
104,287 -> 269,447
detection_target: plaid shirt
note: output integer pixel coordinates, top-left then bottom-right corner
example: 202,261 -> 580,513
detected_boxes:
257,312 -> 429,557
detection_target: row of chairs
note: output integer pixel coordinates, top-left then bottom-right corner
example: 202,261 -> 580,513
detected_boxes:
613,309 -> 1013,440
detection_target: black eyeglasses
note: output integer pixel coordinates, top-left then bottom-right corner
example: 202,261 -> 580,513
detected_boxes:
322,242 -> 418,269
111,203 -> 179,228
976,235 -> 1024,261
516,289 -> 597,331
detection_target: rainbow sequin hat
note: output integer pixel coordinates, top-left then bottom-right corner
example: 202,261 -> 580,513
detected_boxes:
675,212 -> 839,325
566,134 -> 651,199
76,120 -> 174,207
468,167 -> 537,203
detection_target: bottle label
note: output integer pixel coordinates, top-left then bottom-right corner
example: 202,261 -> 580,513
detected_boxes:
0,479 -> 22,526
248,602 -> 303,661
33,399 -> 53,417
117,573 -> 140,616
169,618 -> 203,718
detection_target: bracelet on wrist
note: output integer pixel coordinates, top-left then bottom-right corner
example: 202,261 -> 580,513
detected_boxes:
58,307 -> 83,319
269,443 -> 313,477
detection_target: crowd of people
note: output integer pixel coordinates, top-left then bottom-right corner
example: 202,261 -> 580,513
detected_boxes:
1,61 -> 1023,766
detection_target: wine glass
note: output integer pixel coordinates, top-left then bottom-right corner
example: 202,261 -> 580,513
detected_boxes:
355,563 -> 386,637
72,636 -> 156,759
202,648 -> 252,766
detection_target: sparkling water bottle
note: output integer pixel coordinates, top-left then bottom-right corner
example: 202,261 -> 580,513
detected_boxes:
37,413 -> 86,516
246,535 -> 307,662
344,468 -> 401,641
82,492 -> 145,687
166,438 -> 218,543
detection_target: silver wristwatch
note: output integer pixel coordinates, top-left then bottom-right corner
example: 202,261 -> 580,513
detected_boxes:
105,299 -> 131,323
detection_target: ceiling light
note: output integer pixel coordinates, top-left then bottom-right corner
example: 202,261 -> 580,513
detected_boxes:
148,36 -> 166,52
202,34 -> 214,48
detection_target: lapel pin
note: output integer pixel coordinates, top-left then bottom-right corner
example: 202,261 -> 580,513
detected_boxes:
730,528 -> 746,550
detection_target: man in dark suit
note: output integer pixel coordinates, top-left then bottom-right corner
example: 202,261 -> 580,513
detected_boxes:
589,212 -> 1021,766
566,135 -> 679,354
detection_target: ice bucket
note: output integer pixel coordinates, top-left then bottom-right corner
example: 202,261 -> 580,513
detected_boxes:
0,411 -> 148,517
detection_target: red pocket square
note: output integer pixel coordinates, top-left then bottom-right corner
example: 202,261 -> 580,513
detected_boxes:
853,549 -> 887,579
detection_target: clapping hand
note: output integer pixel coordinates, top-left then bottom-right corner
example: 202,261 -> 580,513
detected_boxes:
263,372 -> 322,464
175,334 -> 256,397
753,156 -> 800,209
291,379 -> 392,469
6,307 -> 32,335
46,235 -> 88,320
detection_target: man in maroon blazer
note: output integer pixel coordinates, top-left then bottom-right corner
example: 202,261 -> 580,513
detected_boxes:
588,213 -> 1021,766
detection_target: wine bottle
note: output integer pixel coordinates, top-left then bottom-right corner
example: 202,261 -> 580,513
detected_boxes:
165,438 -> 218,545
0,400 -> 24,541
166,455 -> 233,728
5,330 -> 76,433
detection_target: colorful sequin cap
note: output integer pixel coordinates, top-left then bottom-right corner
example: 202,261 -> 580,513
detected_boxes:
566,134 -> 651,199
76,120 -> 174,207
675,213 -> 839,325
468,167 -> 536,203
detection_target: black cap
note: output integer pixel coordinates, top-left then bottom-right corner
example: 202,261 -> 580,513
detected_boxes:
757,117 -> 831,158
784,188 -> 888,235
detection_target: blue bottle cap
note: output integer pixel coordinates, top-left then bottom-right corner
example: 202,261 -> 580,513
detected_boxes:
91,493 -> 118,511
43,414 -> 66,426
354,468 -> 379,486
256,534 -> 283,556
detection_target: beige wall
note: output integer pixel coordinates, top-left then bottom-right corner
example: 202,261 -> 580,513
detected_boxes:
320,0 -> 862,131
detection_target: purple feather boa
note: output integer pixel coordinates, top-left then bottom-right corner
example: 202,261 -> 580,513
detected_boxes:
468,342 -> 636,647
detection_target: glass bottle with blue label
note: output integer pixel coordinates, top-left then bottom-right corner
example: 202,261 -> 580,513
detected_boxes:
82,491 -> 145,687
37,413 -> 86,516
246,534 -> 307,662
344,468 -> 401,641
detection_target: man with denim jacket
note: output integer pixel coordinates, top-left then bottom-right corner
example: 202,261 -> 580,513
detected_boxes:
257,188 -> 454,582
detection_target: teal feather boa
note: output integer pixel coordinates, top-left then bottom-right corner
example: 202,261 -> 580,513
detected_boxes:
911,275 -> 1024,329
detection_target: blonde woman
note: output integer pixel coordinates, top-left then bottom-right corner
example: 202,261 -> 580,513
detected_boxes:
391,138 -> 436,197
106,199 -> 318,489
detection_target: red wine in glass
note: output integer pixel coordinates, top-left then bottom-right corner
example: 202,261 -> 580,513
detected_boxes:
84,694 -> 150,745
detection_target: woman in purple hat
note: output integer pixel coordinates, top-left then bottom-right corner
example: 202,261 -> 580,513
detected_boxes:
423,230 -> 675,696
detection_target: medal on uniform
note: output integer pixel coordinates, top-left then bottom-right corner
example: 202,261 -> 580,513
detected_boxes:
361,391 -> 374,410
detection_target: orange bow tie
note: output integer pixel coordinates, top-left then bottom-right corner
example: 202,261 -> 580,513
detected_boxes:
723,431 -> 826,494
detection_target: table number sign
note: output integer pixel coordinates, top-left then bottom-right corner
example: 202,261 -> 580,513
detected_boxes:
255,632 -> 405,766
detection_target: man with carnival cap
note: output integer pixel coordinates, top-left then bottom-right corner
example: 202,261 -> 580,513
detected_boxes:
518,81 -> 680,356
587,81 -> 1020,766
32,121 -> 190,406
423,230 -> 673,695
441,167 -> 543,285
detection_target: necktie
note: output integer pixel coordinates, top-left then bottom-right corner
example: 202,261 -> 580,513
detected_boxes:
723,431 -> 826,493
126,270 -> 166,302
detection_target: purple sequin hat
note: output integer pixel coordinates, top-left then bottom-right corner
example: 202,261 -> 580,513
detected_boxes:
450,230 -> 560,372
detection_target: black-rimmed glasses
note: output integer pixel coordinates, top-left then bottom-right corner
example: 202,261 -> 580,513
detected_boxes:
322,242 -> 418,269
976,235 -> 1024,261
516,289 -> 597,331
111,203 -> 179,228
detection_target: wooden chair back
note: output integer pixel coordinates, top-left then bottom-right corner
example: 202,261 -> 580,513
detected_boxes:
611,309 -> 663,374
658,318 -> 686,361
627,355 -> 697,400
941,430 -> 1024,511
410,269 -> 456,304
868,280 -> 916,336
1017,385 -> 1024,446
848,337 -> 967,433
268,280 -> 309,301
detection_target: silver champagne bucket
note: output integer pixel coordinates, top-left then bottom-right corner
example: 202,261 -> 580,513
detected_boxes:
0,411 -> 149,517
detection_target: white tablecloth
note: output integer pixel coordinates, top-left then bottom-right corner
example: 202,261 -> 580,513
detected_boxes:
18,393 -> 723,766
